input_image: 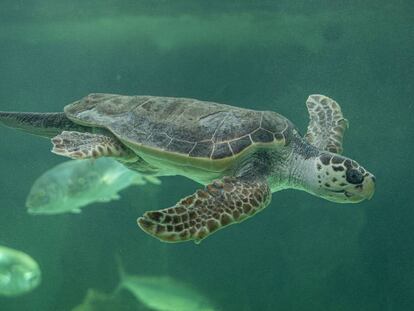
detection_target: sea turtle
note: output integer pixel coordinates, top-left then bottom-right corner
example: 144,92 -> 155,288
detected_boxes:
0,93 -> 375,243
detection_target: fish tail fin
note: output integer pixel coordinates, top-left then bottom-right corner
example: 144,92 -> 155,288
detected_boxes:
144,175 -> 162,185
113,254 -> 127,295
115,254 -> 127,281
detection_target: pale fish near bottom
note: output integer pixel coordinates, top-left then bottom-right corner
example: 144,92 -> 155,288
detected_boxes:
0,245 -> 41,297
116,257 -> 217,311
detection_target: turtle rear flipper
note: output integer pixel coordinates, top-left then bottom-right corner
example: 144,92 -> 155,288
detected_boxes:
138,177 -> 271,244
52,131 -> 133,159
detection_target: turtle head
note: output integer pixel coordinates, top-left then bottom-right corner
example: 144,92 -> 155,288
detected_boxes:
311,152 -> 375,203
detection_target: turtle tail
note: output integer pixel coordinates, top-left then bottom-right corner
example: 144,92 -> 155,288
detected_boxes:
0,111 -> 90,138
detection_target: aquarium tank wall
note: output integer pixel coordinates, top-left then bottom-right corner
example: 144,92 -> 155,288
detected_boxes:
0,1 -> 413,310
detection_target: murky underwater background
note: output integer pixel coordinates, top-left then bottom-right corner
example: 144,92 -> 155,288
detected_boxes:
0,1 -> 413,310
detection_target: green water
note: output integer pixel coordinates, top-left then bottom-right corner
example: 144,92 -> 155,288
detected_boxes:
0,1 -> 412,310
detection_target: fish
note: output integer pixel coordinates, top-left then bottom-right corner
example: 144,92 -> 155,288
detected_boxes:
26,158 -> 161,215
71,288 -> 145,311
116,256 -> 217,311
0,245 -> 41,296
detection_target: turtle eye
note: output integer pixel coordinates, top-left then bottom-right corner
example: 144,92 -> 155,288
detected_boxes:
346,168 -> 363,184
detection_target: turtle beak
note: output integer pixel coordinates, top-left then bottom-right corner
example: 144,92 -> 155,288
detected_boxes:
341,174 -> 375,203
350,174 -> 375,201
364,174 -> 375,200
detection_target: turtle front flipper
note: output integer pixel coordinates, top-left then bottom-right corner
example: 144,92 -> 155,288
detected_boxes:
51,131 -> 133,160
305,94 -> 348,154
137,177 -> 271,244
